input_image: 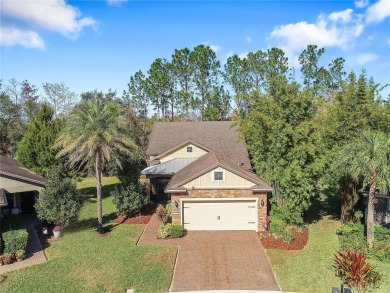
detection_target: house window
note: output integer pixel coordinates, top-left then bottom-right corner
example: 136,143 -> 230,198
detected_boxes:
187,146 -> 193,153
213,171 -> 224,181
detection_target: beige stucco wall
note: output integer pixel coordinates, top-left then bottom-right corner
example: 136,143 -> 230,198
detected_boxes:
171,190 -> 268,231
0,176 -> 44,193
183,166 -> 254,189
159,144 -> 208,163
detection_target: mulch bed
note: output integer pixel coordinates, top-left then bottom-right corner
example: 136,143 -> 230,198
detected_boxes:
112,203 -> 157,225
259,227 -> 309,250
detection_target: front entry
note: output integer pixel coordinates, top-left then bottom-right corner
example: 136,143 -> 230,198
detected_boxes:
182,200 -> 258,231
150,177 -> 171,202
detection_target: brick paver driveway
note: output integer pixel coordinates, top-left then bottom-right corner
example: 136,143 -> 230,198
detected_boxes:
138,215 -> 280,292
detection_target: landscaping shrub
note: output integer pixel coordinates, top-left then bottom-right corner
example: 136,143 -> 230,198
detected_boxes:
334,249 -> 381,292
112,179 -> 147,218
2,229 -> 28,254
336,224 -> 368,254
156,204 -> 170,224
157,223 -> 184,239
374,226 -> 390,242
35,165 -> 81,227
158,223 -> 172,239
269,215 -> 294,243
170,225 -> 184,238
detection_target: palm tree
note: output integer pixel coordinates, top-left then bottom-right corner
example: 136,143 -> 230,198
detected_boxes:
335,131 -> 390,247
55,93 -> 138,233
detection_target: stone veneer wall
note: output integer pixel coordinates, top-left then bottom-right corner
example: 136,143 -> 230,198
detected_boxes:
171,189 -> 268,231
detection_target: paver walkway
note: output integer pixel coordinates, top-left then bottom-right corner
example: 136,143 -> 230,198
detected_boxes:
0,213 -> 47,274
138,214 -> 280,292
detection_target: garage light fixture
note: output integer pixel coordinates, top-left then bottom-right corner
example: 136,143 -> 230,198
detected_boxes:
260,199 -> 265,207
174,201 -> 179,208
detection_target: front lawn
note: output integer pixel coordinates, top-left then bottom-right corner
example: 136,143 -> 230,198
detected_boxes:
0,177 -> 177,293
267,216 -> 390,292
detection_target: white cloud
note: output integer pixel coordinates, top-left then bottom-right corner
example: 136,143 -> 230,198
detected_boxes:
328,9 -> 354,23
1,0 -> 97,39
107,0 -> 128,7
355,53 -> 379,65
269,9 -> 364,57
209,44 -> 221,53
238,52 -> 249,59
245,36 -> 252,43
365,0 -> 390,24
0,27 -> 44,49
355,0 -> 370,8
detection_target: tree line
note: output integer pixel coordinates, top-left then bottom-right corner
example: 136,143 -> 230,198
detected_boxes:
1,44 -> 389,242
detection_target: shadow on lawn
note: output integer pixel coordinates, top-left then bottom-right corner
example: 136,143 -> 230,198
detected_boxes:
306,192 -> 340,224
66,212 -> 121,234
78,183 -> 120,201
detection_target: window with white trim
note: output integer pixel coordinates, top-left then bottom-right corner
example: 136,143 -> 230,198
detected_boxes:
187,146 -> 193,153
213,171 -> 224,181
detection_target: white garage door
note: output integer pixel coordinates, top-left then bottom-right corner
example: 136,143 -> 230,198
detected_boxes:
182,200 -> 257,231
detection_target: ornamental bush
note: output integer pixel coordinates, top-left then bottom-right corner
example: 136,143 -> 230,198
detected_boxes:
334,249 -> 381,291
35,165 -> 81,227
2,229 -> 28,254
112,180 -> 147,218
170,225 -> 184,238
269,215 -> 294,243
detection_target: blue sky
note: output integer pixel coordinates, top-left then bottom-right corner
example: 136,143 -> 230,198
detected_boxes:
1,0 -> 389,99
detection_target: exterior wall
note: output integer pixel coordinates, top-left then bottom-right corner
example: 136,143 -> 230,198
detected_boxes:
159,144 -> 208,163
183,167 -> 254,189
374,197 -> 389,225
171,189 -> 268,231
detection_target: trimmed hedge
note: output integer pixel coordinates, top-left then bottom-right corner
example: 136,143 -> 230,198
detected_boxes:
1,215 -> 28,254
170,225 -> 184,238
157,224 -> 184,239
2,229 -> 28,254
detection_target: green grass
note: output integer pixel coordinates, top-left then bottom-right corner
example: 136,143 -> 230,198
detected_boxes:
266,194 -> 390,293
0,177 -> 177,293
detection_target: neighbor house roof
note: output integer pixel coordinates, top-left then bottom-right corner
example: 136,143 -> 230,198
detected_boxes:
0,155 -> 45,186
165,151 -> 273,193
146,121 -> 251,169
142,158 -> 198,175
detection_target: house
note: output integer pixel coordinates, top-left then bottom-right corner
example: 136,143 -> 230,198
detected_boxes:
142,121 -> 273,232
0,155 -> 45,215
359,186 -> 390,227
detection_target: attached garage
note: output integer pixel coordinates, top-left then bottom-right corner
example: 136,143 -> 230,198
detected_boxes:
181,199 -> 258,231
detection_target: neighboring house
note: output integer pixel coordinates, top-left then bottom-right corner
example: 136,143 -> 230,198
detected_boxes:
142,121 -> 273,232
0,155 -> 45,215
374,195 -> 390,226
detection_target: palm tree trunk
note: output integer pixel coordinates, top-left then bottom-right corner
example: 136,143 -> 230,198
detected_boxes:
95,151 -> 104,234
367,172 -> 376,248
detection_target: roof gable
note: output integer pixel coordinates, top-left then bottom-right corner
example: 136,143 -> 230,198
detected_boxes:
146,121 -> 251,169
165,151 -> 273,192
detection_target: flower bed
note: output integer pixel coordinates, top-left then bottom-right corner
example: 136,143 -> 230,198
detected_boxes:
259,226 -> 309,250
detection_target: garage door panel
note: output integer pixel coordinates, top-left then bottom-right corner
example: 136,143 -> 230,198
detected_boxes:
183,200 -> 257,231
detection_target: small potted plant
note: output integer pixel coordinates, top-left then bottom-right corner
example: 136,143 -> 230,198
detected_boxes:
53,226 -> 62,238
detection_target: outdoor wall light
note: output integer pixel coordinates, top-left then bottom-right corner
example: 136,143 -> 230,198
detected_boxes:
174,200 -> 179,208
260,199 -> 265,207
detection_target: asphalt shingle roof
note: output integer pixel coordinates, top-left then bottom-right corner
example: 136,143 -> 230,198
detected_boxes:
0,155 -> 45,186
146,121 -> 251,169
